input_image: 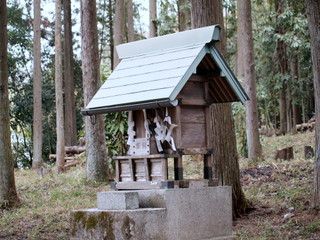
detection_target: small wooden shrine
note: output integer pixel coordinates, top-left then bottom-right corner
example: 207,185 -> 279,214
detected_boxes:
82,25 -> 249,189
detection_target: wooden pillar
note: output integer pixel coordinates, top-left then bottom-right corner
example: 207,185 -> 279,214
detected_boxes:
204,154 -> 213,179
174,156 -> 183,180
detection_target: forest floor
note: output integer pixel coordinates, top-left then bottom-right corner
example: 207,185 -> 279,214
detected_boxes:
0,131 -> 319,239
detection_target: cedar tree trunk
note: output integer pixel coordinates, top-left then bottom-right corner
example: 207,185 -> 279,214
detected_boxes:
191,0 -> 247,218
63,0 -> 77,146
0,0 -> 19,208
237,0 -> 262,161
32,0 -> 43,168
55,0 -> 65,173
81,0 -> 109,182
177,0 -> 191,31
275,0 -> 288,135
149,0 -> 157,37
127,0 -> 135,42
306,0 -> 320,211
113,0 -> 125,67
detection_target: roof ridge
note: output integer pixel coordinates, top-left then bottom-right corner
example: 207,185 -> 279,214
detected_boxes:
116,25 -> 221,59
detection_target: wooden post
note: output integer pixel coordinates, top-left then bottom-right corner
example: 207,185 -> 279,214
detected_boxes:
274,146 -> 294,160
144,158 -> 150,181
304,146 -> 314,159
115,159 -> 120,182
174,156 -> 183,180
204,154 -> 213,179
129,158 -> 135,181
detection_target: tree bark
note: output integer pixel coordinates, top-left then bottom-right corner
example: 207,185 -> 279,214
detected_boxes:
0,0 -> 19,207
81,0 -> 109,182
237,0 -> 262,161
108,0 -> 114,70
55,0 -> 65,173
177,0 -> 190,31
305,0 -> 320,211
275,0 -> 288,135
32,0 -> 43,169
149,0 -> 157,37
191,0 -> 247,219
291,55 -> 299,134
63,0 -> 77,146
127,0 -> 135,42
113,0 -> 125,67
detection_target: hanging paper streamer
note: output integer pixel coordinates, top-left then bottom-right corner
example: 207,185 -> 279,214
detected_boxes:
127,111 -> 136,155
153,108 -> 177,152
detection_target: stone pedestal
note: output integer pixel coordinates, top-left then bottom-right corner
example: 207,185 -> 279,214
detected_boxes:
70,187 -> 235,240
97,191 -> 139,210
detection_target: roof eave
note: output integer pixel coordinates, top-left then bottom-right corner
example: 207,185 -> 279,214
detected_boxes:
81,99 -> 179,115
208,45 -> 249,104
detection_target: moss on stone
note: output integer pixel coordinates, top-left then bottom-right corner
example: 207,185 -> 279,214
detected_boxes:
121,216 -> 135,239
73,211 -> 86,223
71,211 -> 115,239
86,215 -> 98,230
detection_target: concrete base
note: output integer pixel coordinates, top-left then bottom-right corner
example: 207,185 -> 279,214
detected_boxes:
70,187 -> 234,240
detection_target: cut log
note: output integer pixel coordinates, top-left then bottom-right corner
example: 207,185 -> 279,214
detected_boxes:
63,160 -> 80,169
296,122 -> 315,132
49,154 -> 81,161
65,146 -> 86,154
274,146 -> 294,160
304,146 -> 314,159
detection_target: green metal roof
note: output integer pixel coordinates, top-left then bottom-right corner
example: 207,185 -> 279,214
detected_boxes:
82,25 -> 248,115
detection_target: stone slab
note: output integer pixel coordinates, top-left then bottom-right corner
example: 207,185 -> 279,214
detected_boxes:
70,208 -> 167,240
138,186 -> 233,240
97,191 -> 139,210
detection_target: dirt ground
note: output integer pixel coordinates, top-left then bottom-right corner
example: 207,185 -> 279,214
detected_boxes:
234,160 -> 320,239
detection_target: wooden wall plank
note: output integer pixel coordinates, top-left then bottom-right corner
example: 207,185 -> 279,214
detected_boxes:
181,123 -> 206,148
180,106 -> 205,124
177,81 -> 204,99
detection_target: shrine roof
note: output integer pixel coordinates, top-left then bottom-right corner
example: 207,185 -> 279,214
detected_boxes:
82,25 -> 248,115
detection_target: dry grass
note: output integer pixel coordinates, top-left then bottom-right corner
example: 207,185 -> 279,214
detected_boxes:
0,169 -> 110,240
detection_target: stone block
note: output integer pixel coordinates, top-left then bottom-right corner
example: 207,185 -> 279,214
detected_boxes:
70,208 -> 167,240
97,191 -> 139,210
138,187 -> 233,240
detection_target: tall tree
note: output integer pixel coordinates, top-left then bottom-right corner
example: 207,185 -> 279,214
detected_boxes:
177,0 -> 190,31
32,0 -> 43,168
55,0 -> 65,173
108,0 -> 114,70
127,0 -> 135,42
63,0 -> 77,146
113,0 -> 125,67
191,0 -> 247,218
81,0 -> 109,182
275,0 -> 288,135
149,0 -> 157,37
237,0 -> 262,161
305,0 -> 320,211
290,55 -> 299,134
0,0 -> 19,207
